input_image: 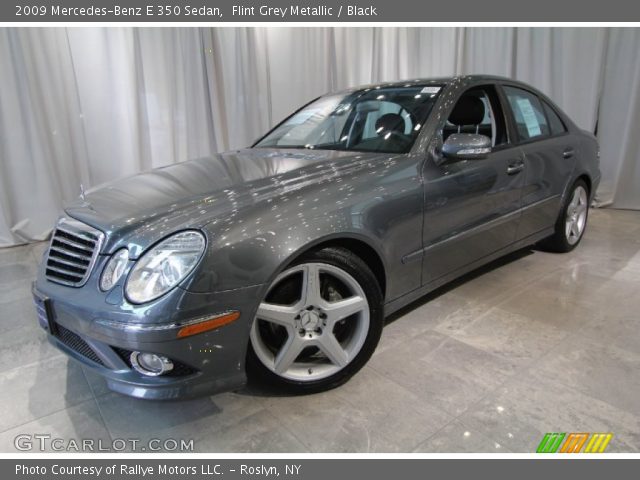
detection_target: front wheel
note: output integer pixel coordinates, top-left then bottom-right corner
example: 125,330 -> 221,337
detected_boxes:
539,179 -> 590,253
246,247 -> 383,394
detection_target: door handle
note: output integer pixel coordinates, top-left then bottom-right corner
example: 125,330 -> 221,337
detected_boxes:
507,162 -> 525,175
563,148 -> 575,159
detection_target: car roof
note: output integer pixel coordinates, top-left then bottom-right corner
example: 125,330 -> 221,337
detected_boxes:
333,74 -> 528,95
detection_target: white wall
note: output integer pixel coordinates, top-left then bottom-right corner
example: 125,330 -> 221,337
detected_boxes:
1,27 -> 639,246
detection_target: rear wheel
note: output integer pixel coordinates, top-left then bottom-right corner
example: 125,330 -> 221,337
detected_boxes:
539,179 -> 590,252
247,247 -> 383,394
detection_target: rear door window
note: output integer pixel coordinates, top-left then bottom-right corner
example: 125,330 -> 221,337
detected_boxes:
503,86 -> 550,141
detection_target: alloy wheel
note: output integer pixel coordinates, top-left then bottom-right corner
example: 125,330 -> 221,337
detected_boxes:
250,262 -> 370,382
565,185 -> 588,245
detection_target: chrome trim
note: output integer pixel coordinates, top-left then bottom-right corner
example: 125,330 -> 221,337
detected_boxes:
45,264 -> 82,277
130,351 -> 174,377
51,236 -> 95,253
44,217 -> 105,287
56,225 -> 101,242
49,246 -> 91,262
94,310 -> 240,332
46,255 -> 88,269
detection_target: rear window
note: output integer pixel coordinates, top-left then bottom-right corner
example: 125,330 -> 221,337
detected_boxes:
542,101 -> 567,136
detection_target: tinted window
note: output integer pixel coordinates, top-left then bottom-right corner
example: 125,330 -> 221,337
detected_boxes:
503,86 -> 550,141
255,85 -> 443,154
542,101 -> 567,136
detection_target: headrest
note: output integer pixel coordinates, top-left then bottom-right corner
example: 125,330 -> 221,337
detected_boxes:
449,96 -> 485,126
375,113 -> 406,136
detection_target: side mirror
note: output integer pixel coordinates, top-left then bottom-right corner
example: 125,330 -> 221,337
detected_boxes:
442,133 -> 492,160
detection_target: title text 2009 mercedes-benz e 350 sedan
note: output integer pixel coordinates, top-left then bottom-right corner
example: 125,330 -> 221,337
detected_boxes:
33,75 -> 600,399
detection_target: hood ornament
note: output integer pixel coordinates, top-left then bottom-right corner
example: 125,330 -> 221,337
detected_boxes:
78,183 -> 95,210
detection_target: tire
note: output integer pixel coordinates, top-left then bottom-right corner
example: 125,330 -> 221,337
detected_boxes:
539,179 -> 590,253
246,246 -> 383,394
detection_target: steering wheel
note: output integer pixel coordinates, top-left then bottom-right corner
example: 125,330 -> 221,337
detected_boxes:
380,130 -> 410,146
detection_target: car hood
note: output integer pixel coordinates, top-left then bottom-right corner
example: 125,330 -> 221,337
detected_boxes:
65,148 -> 389,255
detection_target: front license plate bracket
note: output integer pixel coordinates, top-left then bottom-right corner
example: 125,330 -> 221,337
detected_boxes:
33,289 -> 58,336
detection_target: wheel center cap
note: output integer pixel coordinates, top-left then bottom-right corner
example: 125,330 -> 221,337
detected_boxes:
299,310 -> 320,330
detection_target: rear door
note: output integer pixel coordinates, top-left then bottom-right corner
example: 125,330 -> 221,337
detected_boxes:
421,85 -> 526,284
499,85 -> 577,240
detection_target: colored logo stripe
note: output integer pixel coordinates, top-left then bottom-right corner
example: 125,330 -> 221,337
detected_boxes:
537,433 -> 565,453
584,433 -> 613,453
560,433 -> 589,453
537,433 -> 613,453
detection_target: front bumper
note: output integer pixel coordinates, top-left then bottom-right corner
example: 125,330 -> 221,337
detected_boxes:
32,274 -> 265,400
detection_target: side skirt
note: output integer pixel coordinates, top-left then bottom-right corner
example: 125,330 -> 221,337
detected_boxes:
383,227 -> 554,317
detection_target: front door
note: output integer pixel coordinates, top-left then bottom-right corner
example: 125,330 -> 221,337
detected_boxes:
421,85 -> 525,284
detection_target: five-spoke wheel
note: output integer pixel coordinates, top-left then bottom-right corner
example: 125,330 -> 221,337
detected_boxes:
540,179 -> 590,252
565,185 -> 588,246
247,247 -> 383,393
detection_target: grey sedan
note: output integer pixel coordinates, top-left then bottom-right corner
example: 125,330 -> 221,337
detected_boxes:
33,75 -> 600,399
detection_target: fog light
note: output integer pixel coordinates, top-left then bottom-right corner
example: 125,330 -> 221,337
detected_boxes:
130,351 -> 174,377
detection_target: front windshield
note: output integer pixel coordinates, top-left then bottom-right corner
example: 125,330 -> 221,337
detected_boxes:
254,84 -> 443,154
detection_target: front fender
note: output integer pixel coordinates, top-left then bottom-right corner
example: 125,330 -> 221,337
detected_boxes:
184,155 -> 425,300
186,209 -> 386,293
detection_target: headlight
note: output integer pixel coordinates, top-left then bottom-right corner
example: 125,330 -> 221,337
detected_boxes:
100,248 -> 129,291
125,231 -> 206,304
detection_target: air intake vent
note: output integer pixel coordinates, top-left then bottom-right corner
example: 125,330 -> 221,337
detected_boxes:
55,324 -> 105,366
45,217 -> 104,287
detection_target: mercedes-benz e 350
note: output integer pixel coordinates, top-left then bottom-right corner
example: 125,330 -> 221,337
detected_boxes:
33,76 -> 600,399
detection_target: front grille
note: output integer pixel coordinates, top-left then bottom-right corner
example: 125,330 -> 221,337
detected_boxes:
113,347 -> 198,377
55,324 -> 105,366
45,217 -> 104,287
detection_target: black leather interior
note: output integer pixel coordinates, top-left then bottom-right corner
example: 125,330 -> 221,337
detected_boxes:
448,96 -> 485,126
443,95 -> 492,141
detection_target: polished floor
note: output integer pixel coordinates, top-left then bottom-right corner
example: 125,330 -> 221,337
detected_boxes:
1,208 -> 639,453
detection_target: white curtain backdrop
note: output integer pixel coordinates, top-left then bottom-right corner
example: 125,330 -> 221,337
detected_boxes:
1,27 -> 639,247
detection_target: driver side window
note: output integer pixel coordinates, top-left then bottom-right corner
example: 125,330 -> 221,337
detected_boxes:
444,86 -> 508,147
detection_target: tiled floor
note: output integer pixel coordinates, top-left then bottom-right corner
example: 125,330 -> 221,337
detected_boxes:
0,208 -> 639,453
